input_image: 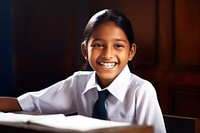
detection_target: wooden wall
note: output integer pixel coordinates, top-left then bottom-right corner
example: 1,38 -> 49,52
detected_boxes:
13,0 -> 200,118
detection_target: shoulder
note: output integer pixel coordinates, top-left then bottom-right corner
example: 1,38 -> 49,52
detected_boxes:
128,74 -> 159,107
71,71 -> 93,79
129,73 -> 156,96
73,71 -> 93,76
63,71 -> 94,85
130,74 -> 153,88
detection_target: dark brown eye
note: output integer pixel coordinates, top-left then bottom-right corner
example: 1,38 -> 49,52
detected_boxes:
114,44 -> 124,48
91,43 -> 103,47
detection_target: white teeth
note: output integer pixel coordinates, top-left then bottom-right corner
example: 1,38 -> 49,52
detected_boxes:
100,62 -> 115,68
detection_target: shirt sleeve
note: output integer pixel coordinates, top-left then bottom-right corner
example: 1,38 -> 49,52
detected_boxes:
135,81 -> 166,133
17,75 -> 77,115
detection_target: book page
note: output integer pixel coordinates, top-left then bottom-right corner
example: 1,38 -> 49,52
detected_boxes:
30,115 -> 131,131
0,113 -> 130,131
0,112 -> 64,123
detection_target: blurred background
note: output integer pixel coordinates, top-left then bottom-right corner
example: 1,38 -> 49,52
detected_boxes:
0,0 -> 200,118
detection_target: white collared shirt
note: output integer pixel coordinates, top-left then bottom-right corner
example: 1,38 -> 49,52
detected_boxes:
18,65 -> 166,133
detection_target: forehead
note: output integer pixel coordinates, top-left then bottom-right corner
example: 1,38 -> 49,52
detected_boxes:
90,21 -> 128,41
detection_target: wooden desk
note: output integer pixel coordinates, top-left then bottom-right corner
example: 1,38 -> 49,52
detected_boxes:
0,122 -> 153,133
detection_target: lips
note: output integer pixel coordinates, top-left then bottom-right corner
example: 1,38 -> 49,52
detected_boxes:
99,62 -> 116,69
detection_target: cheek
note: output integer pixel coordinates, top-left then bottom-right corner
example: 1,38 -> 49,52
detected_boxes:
117,53 -> 130,64
87,47 -> 93,57
119,51 -> 129,59
87,49 -> 99,61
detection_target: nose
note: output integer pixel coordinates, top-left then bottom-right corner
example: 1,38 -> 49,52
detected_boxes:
102,46 -> 113,59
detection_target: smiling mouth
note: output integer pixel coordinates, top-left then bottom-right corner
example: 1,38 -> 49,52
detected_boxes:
99,62 -> 116,68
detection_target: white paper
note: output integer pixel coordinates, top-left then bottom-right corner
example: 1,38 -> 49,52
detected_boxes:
0,113 -> 130,131
31,115 -> 131,131
0,112 -> 64,123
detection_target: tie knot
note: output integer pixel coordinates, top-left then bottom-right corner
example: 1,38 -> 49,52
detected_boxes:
98,89 -> 109,100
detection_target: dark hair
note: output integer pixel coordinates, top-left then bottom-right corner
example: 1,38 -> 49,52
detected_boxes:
83,9 -> 135,47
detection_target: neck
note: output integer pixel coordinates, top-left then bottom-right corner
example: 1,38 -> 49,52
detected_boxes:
96,76 -> 113,89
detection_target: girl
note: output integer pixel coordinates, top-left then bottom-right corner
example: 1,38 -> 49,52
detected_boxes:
0,9 -> 166,133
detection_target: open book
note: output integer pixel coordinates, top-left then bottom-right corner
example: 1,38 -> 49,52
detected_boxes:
0,112 -> 130,131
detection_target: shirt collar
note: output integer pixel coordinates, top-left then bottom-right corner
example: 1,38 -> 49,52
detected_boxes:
82,71 -> 99,94
82,65 -> 131,102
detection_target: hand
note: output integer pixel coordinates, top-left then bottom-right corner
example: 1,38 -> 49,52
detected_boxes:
0,97 -> 22,112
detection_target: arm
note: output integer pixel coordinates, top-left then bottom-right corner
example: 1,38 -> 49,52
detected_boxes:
0,97 -> 22,112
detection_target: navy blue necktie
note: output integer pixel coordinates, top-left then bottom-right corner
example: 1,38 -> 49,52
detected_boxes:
92,89 -> 109,120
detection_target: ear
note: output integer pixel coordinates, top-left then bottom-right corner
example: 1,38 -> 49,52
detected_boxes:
128,43 -> 137,61
81,43 -> 88,60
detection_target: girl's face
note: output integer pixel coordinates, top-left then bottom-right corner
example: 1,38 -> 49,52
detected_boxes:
82,21 -> 136,88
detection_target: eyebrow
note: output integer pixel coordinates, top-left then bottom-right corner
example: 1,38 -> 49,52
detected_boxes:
92,38 -> 103,42
92,38 -> 127,43
115,39 -> 127,43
